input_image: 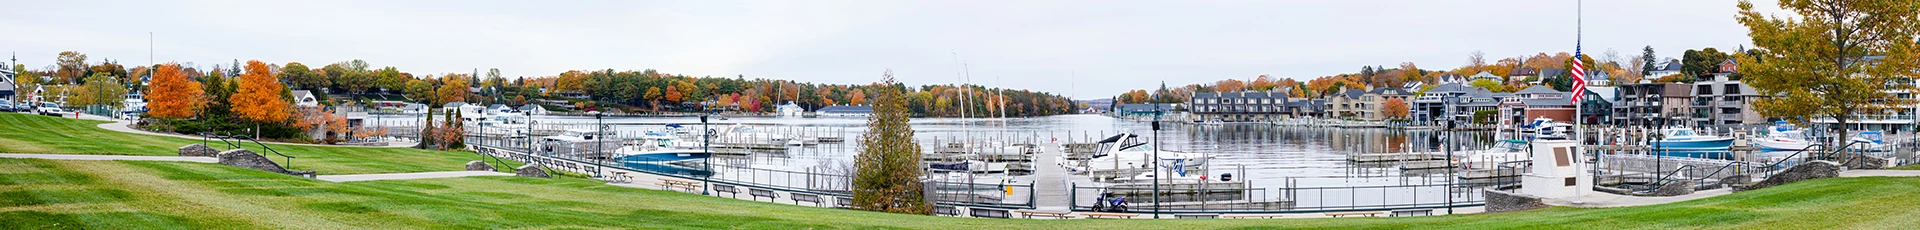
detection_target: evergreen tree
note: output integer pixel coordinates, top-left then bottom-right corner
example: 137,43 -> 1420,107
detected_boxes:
851,70 -> 928,214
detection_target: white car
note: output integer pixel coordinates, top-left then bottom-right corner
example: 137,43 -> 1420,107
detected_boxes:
36,102 -> 65,116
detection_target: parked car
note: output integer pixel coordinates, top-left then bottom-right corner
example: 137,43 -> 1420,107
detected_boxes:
0,99 -> 13,112
36,102 -> 65,116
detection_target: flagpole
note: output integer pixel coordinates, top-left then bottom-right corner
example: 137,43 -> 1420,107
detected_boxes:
1572,0 -> 1585,206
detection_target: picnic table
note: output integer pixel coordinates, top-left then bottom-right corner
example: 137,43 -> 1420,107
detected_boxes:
607,172 -> 633,183
1010,210 -> 1074,219
657,178 -> 702,192
1080,212 -> 1140,219
1391,209 -> 1434,217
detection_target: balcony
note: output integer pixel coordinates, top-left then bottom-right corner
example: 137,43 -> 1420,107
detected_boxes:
1718,101 -> 1742,107
1719,114 -> 1739,120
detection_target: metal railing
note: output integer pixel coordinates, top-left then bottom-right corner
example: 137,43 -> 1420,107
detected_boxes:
1067,180 -> 1506,214
1643,165 -> 1695,194
205,133 -> 298,170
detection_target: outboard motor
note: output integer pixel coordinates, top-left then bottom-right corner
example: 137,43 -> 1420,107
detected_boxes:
1219,173 -> 1233,182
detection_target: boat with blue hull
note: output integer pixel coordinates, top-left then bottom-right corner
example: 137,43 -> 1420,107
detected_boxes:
1653,128 -> 1734,151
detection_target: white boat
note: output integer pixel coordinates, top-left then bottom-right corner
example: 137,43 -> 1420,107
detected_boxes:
614,132 -> 710,163
1523,118 -> 1572,140
1848,131 -> 1891,152
1458,139 -> 1531,170
712,125 -> 804,144
925,172 -> 1018,191
540,129 -> 623,159
1073,133 -> 1211,173
1653,128 -> 1735,152
1751,121 -> 1814,151
1108,165 -> 1209,184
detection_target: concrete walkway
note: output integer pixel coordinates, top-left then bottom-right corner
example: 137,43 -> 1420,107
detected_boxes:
0,153 -> 217,163
316,171 -> 513,182
1840,169 -> 1920,177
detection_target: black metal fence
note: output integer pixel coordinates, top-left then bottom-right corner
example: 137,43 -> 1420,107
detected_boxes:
1068,180 -> 1507,213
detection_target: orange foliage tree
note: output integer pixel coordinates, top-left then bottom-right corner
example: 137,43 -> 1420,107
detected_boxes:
1382,97 -> 1410,120
145,63 -> 202,119
231,60 -> 291,123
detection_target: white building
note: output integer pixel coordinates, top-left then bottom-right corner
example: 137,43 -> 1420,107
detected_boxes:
292,90 -> 319,107
777,101 -> 804,117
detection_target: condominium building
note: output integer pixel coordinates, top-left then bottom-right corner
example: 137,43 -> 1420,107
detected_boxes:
1187,91 -> 1290,121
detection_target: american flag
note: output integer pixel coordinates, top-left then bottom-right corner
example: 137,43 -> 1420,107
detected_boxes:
1570,50 -> 1586,104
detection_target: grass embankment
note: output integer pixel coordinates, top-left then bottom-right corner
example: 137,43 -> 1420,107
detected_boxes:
1890,164 -> 1920,170
5,156 -> 1920,229
0,113 -> 520,175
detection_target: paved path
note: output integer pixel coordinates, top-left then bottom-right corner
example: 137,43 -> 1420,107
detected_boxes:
1032,142 -> 1071,210
316,171 -> 513,182
1840,169 -> 1920,177
91,117 -> 419,148
0,153 -> 217,163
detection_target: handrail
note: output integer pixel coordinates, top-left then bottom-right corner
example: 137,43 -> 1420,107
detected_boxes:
219,134 -> 298,170
1644,164 -> 1695,194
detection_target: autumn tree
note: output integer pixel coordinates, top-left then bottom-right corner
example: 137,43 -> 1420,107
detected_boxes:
436,74 -> 471,105
852,70 -> 928,214
1736,0 -> 1920,147
282,62 -> 326,90
1469,79 -> 1508,93
232,60 -> 292,127
1382,97 -> 1410,120
73,73 -> 128,108
146,63 -> 203,119
848,88 -> 866,105
55,51 -> 87,84
1215,79 -> 1246,92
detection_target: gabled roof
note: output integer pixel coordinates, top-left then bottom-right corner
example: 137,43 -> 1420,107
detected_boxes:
518,104 -> 544,111
1426,83 -> 1474,94
292,90 -> 313,99
1469,71 -> 1502,80
1520,98 -> 1573,107
1368,87 -> 1412,96
1194,91 -> 1285,99
1509,67 -> 1538,76
488,104 -> 511,110
1516,85 -> 1563,95
1658,61 -> 1682,71
444,102 -> 466,108
1539,68 -> 1566,77
1585,87 -> 1618,102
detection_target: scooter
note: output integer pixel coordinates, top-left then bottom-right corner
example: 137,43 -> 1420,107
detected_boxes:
1093,192 -> 1129,212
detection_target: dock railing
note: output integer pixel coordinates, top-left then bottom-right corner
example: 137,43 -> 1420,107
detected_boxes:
1067,180 -> 1507,214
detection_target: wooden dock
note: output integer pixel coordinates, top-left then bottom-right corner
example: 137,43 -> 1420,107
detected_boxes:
1396,160 -> 1455,170
1349,152 -> 1446,162
1456,169 -> 1522,179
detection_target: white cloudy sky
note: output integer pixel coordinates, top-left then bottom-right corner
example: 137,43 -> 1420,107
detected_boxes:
3,0 -> 1781,98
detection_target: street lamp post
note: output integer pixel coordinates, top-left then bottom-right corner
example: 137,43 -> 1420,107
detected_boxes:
592,111 -> 604,179
1444,119 -> 1455,215
1151,104 -> 1162,219
701,113 -> 712,195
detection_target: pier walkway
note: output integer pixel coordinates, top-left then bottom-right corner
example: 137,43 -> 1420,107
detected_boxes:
1033,142 -> 1071,210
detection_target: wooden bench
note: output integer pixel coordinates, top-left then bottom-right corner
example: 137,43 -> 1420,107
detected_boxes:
1175,214 -> 1220,219
1221,214 -> 1287,219
711,185 -> 739,198
1080,212 -> 1140,219
1325,211 -> 1383,218
933,206 -> 960,216
969,208 -> 1011,219
834,197 -> 853,209
1391,209 -> 1434,217
1010,210 -> 1074,219
791,193 -> 824,207
747,188 -> 779,201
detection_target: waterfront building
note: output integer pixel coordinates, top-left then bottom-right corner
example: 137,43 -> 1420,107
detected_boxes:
1468,71 -> 1503,83
1326,88 -> 1413,121
1809,56 -> 1919,132
517,104 -> 549,115
1647,60 -> 1683,78
1580,86 -> 1617,124
1499,86 -> 1574,129
1413,83 -> 1506,124
1187,91 -> 1289,122
1612,83 -> 1693,127
815,105 -> 873,117
776,101 -> 804,117
1113,103 -> 1176,117
1689,59 -> 1768,128
1287,98 -> 1326,118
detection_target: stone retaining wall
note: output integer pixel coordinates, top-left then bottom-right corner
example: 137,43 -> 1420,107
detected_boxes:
178,144 -> 220,157
516,165 -> 550,178
217,149 -> 316,178
1735,161 -> 1839,192
1483,189 -> 1547,213
1649,180 -> 1694,196
466,161 -> 495,171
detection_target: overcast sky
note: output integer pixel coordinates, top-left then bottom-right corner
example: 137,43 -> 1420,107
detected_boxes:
3,0 -> 1780,99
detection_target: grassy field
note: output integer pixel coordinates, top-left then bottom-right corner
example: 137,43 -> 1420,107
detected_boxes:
4,156 -> 1920,229
0,113 -> 521,175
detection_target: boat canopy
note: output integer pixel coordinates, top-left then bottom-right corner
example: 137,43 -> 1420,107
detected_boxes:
1097,133 -> 1137,144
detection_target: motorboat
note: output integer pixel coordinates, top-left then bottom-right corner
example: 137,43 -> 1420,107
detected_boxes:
1458,139 -> 1531,170
1108,164 -> 1210,184
927,160 -> 1012,173
1523,118 -> 1572,140
614,131 -> 711,163
1848,131 -> 1891,152
1751,121 -> 1815,151
925,172 -> 1018,191
1073,133 -> 1211,173
712,125 -> 806,145
540,128 -> 623,159
1652,128 -> 1735,151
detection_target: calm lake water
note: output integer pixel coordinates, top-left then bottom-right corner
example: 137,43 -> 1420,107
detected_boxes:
377,114 -> 1500,189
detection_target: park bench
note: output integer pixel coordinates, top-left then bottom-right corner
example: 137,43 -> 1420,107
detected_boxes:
1391,209 -> 1434,217
1175,214 -> 1220,219
1011,210 -> 1074,219
1221,214 -> 1287,219
791,193 -> 824,207
1080,212 -> 1140,219
934,206 -> 960,216
834,197 -> 853,209
1325,211 -> 1383,218
970,208 -> 1011,219
747,188 -> 779,201
712,185 -> 740,198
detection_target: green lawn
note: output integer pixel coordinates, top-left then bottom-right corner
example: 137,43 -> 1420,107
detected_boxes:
1890,164 -> 1920,170
0,113 -> 520,175
4,157 -> 1920,229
